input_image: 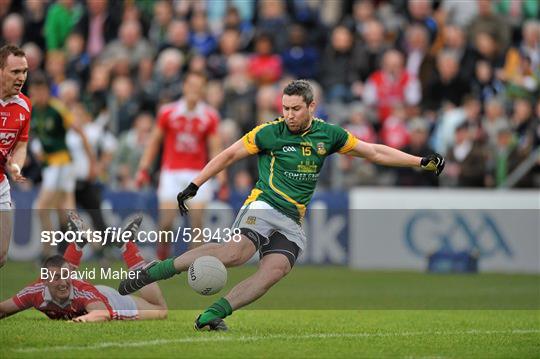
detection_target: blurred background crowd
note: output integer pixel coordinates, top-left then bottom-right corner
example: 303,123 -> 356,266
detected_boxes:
2,0 -> 539,194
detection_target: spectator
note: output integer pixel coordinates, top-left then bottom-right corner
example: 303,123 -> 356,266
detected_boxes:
44,0 -> 82,50
401,24 -> 434,85
511,98 -> 538,157
255,85 -> 280,126
482,98 -> 509,147
148,0 -> 173,46
21,0 -> 46,49
82,63 -> 109,117
75,0 -> 120,59
396,118 -> 439,186
406,0 -> 437,42
223,54 -> 257,133
207,28 -> 241,80
107,76 -> 140,135
44,51 -> 67,98
440,24 -> 477,82
422,50 -> 471,111
1,13 -> 24,47
222,5 -> 254,50
280,24 -> 319,80
363,49 -> 421,125
473,31 -> 506,69
147,48 -> 184,106
247,33 -> 283,86
112,112 -> 153,190
256,0 -> 290,53
379,104 -> 410,150
495,0 -> 539,44
189,9 -> 217,57
467,0 -> 511,51
446,121 -> 489,187
439,0 -> 478,28
319,25 -> 355,102
64,32 -> 91,88
470,59 -> 505,105
100,20 -> 154,71
158,19 -> 194,66
499,21 -> 540,102
343,0 -> 377,37
350,19 -> 390,98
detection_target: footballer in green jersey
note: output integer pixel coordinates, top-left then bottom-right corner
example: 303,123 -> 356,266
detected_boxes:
118,80 -> 445,331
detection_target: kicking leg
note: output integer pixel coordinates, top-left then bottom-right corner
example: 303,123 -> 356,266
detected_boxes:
194,253 -> 291,330
118,234 -> 257,295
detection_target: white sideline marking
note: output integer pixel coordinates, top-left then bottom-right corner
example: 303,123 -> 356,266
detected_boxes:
12,329 -> 540,353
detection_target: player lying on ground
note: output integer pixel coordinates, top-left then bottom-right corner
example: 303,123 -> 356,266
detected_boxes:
0,214 -> 167,322
118,80 -> 445,331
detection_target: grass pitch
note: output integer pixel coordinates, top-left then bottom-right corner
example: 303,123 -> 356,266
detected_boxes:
1,262 -> 539,358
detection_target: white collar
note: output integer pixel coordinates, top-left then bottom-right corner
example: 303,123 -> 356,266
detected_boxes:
43,284 -> 74,308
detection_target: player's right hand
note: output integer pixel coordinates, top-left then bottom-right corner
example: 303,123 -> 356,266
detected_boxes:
135,169 -> 151,188
177,182 -> 199,216
6,161 -> 26,182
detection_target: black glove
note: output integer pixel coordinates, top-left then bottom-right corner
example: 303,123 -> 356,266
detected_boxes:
177,182 -> 199,216
420,153 -> 445,176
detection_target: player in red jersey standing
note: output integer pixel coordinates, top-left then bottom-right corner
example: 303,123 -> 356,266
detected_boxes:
136,71 -> 224,259
0,45 -> 31,268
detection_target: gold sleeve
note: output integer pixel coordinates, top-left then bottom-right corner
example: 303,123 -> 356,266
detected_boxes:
242,129 -> 261,154
337,131 -> 359,154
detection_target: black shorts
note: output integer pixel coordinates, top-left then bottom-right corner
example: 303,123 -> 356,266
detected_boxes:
240,228 -> 300,267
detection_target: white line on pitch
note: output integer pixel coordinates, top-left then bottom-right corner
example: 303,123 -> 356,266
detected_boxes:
13,329 -> 540,353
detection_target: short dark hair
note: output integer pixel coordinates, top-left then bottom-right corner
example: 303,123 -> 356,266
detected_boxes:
42,255 -> 67,269
0,45 -> 26,69
283,79 -> 314,105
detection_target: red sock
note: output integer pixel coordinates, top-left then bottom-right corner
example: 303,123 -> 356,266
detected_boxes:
63,243 -> 82,268
156,242 -> 171,261
122,242 -> 145,270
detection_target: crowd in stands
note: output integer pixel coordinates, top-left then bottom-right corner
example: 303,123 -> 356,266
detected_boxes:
2,0 -> 539,193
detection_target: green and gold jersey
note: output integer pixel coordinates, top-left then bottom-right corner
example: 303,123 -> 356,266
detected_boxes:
31,99 -> 73,165
242,117 -> 358,223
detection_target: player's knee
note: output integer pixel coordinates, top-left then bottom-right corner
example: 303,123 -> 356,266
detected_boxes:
223,248 -> 246,267
264,264 -> 290,286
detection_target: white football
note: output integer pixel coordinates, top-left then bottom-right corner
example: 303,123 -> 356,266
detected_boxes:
188,256 -> 227,295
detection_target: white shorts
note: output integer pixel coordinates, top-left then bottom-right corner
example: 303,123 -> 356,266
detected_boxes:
0,178 -> 11,210
233,200 -> 306,254
96,285 -> 139,320
158,169 -> 214,203
42,164 -> 76,192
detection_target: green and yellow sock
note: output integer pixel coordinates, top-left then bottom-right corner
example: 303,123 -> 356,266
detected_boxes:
198,297 -> 233,325
147,258 -> 179,281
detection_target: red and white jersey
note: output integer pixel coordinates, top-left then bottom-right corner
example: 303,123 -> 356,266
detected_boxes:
0,93 -> 32,182
157,99 -> 219,170
12,279 -> 113,320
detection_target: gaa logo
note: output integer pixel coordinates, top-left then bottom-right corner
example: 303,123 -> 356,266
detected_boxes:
405,211 -> 511,258
282,146 -> 296,152
189,265 -> 196,281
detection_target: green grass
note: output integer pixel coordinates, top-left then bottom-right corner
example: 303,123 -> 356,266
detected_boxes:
1,262 -> 539,358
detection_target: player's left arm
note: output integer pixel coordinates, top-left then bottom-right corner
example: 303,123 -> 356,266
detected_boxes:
72,301 -> 111,323
344,140 -> 445,175
6,141 -> 28,182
